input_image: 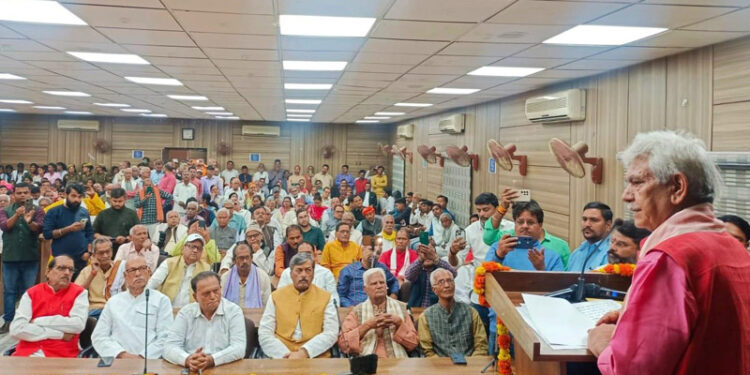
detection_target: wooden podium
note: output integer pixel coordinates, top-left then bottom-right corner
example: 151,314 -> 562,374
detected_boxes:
485,271 -> 632,375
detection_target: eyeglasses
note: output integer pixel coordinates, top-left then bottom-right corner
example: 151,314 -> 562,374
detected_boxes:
54,265 -> 75,273
435,278 -> 455,286
125,265 -> 149,274
184,243 -> 203,252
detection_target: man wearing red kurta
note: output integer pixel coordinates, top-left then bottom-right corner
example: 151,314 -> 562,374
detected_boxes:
588,130 -> 750,375
10,255 -> 89,357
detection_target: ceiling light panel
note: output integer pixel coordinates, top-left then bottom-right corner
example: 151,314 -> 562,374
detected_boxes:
394,102 -> 433,107
544,25 -> 668,46
286,109 -> 316,113
67,52 -> 150,65
43,91 -> 90,97
468,66 -> 545,77
125,77 -> 183,86
375,112 -> 404,116
279,15 -> 375,37
284,83 -> 333,90
285,99 -> 322,105
94,103 -> 130,107
168,95 -> 208,101
0,99 -> 33,104
283,60 -> 347,71
0,73 -> 26,80
192,106 -> 224,111
0,0 -> 87,25
426,88 -> 481,95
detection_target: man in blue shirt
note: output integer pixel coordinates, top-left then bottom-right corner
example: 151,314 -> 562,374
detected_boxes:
566,202 -> 613,272
334,164 -> 355,189
150,159 -> 165,185
337,242 -> 398,307
43,184 -> 94,278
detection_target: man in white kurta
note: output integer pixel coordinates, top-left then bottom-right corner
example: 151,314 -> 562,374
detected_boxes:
92,256 -> 173,358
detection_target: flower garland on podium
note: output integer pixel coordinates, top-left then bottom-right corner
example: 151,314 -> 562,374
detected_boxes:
473,262 -> 513,375
594,263 -> 636,277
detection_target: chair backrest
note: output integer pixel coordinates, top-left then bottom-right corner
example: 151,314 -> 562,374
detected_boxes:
79,317 -> 98,349
244,317 -> 258,359
398,280 -> 412,302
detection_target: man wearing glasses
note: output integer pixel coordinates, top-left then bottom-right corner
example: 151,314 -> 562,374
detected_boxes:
9,255 -> 89,357
148,233 -> 211,308
92,255 -> 173,358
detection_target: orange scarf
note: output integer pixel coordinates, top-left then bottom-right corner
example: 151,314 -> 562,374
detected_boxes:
137,186 -> 164,222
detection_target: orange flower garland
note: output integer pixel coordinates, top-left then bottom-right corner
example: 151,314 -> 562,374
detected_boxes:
474,262 -> 513,375
594,263 -> 636,277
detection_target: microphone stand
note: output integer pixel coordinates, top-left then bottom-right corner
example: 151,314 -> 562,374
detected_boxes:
137,289 -> 157,375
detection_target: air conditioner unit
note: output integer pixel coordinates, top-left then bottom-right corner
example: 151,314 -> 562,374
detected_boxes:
439,113 -> 465,134
397,123 -> 414,139
57,119 -> 100,131
241,125 -> 280,137
525,89 -> 586,123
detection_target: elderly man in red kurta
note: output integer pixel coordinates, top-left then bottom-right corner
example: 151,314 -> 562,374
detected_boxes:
587,130 -> 750,375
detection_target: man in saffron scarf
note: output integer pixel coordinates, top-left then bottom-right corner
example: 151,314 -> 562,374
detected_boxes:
339,268 -> 418,358
221,242 -> 271,307
588,131 -> 750,375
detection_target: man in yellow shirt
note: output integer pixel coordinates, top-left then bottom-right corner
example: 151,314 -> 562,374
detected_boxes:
74,238 -> 124,317
371,166 -> 388,198
44,185 -> 105,216
321,223 -> 361,280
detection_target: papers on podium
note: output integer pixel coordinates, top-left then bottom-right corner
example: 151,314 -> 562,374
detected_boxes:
517,293 -> 621,350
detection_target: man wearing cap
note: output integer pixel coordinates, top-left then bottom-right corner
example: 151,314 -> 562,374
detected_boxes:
356,206 -> 382,237
219,224 -> 274,277
148,233 -> 211,308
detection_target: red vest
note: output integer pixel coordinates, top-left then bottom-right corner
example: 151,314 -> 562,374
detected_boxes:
656,232 -> 750,375
13,283 -> 85,358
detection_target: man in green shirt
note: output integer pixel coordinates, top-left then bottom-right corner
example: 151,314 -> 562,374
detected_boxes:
93,187 -> 140,253
0,183 -> 45,333
296,208 -> 325,251
483,188 -> 570,267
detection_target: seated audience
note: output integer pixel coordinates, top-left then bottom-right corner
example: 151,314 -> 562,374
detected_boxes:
148,233 -> 211,308
170,219 -> 221,264
608,219 -> 651,264
220,225 -> 273,277
321,223 -> 362,280
153,210 -> 188,254
163,271 -> 246,372
405,243 -> 456,308
718,214 -> 750,249
211,208 -> 238,258
417,269 -> 487,357
378,214 -> 396,251
338,243 -> 398,307
321,203 -> 344,237
273,225 -> 304,278
258,253 -> 338,358
392,198 -> 411,229
356,206 -> 382,237
297,208 -> 326,251
181,200 -> 205,226
566,202 -> 614,272
92,187 -> 139,253
379,229 -> 418,284
221,242 -> 271,307
91,255 -> 173,359
277,242 -> 338,304
114,224 -> 160,272
339,268 -> 418,358
485,200 -> 565,271
432,213 -> 463,259
326,212 -> 363,245
10,255 -> 89,357
74,238 -> 125,316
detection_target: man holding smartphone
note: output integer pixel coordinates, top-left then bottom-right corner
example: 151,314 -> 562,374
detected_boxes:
0,183 -> 45,334
43,184 -> 94,279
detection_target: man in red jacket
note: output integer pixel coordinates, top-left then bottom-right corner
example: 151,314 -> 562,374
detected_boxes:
10,255 -> 89,357
588,130 -> 750,375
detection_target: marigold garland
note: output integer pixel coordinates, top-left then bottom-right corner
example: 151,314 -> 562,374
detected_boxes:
473,262 -> 513,375
594,263 -> 636,277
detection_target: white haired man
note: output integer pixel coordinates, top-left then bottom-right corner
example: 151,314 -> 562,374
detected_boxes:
587,131 -> 750,375
114,224 -> 160,272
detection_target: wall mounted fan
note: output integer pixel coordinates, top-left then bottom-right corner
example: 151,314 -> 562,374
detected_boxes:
417,145 -> 444,166
445,145 -> 478,171
392,145 -> 413,163
378,143 -> 393,158
548,138 -> 603,184
487,139 -> 527,176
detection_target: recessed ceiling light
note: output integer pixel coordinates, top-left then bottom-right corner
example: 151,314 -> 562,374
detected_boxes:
0,0 -> 87,25
34,106 -> 65,110
287,114 -> 313,118
141,113 -> 167,118
44,90 -> 90,97
67,52 -> 149,65
0,73 -> 26,80
427,88 -> 481,95
283,61 -> 347,71
0,108 -> 16,113
168,95 -> 208,101
287,118 -> 310,122
216,116 -> 240,120
356,120 -> 379,123
394,102 -> 433,107
125,77 -> 183,86
468,66 -> 545,77
193,106 -> 224,111
279,15 -> 375,37
286,109 -> 316,113
0,99 -> 33,104
206,112 -> 233,116
65,111 -> 92,115
375,112 -> 404,116
543,25 -> 668,46
94,102 -> 130,108
121,108 -> 151,113
365,116 -> 389,120
284,83 -> 333,90
285,99 -> 321,105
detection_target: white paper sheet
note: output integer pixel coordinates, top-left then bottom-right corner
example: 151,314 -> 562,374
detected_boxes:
522,294 -> 594,347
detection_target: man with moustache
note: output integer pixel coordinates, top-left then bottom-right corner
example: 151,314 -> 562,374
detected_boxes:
258,252 -> 338,358
43,184 -> 94,278
164,271 -> 246,372
337,242 -> 399,307
92,255 -> 173,358
221,242 -> 272,307
566,202 -> 614,272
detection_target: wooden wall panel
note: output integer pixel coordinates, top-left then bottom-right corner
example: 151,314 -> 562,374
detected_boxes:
712,102 -> 750,151
666,48 -> 713,144
714,37 -> 750,105
627,59 -> 667,140
0,117 -> 51,163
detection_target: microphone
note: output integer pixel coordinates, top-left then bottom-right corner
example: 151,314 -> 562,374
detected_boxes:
143,289 -> 150,375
